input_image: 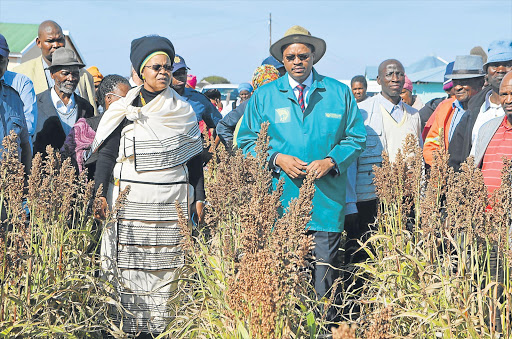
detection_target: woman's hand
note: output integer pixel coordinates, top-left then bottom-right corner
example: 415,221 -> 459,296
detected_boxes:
94,197 -> 108,220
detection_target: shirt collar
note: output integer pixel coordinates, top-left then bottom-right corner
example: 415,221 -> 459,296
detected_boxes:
484,90 -> 501,111
288,71 -> 313,90
377,93 -> 403,113
452,99 -> 464,111
51,87 -> 75,109
501,115 -> 512,130
42,57 -> 50,69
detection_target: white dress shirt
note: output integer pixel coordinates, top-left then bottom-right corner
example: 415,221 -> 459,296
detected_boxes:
376,93 -> 405,123
472,90 -> 505,145
288,71 -> 314,109
50,87 -> 77,136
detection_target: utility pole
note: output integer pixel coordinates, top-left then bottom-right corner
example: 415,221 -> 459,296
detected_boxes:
269,13 -> 272,49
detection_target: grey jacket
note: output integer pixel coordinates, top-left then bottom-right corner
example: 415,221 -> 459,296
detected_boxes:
472,116 -> 504,168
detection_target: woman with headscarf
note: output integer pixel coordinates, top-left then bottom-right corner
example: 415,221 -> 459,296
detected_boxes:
91,35 -> 204,336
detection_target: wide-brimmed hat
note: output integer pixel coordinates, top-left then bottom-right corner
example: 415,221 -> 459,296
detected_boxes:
269,25 -> 326,65
48,48 -> 85,70
484,40 -> 512,67
446,55 -> 484,79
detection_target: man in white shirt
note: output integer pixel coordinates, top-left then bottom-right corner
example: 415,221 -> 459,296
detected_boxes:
345,59 -> 420,266
33,48 -> 94,157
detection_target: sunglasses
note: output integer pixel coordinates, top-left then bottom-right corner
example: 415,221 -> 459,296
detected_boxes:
144,64 -> 173,72
284,53 -> 311,62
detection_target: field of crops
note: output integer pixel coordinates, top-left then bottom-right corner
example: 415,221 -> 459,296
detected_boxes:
0,129 -> 510,338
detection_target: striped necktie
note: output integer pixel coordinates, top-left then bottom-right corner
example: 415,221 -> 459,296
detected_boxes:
297,84 -> 305,112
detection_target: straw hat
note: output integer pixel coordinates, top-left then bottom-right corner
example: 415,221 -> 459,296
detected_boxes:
269,25 -> 326,65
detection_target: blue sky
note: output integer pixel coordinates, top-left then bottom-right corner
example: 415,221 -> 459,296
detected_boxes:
1,0 -> 511,83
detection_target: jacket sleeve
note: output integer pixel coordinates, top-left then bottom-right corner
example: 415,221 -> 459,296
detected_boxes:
79,69 -> 98,116
345,161 -> 358,214
236,95 -> 263,158
17,76 -> 38,137
216,103 -> 245,146
447,113 -> 470,171
423,104 -> 446,166
326,89 -> 366,175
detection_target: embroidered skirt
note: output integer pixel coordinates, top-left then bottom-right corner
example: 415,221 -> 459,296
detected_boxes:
101,125 -> 194,334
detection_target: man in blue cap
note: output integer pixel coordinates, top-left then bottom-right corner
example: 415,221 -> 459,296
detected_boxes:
170,54 -> 221,130
448,40 -> 512,170
0,34 -> 32,171
0,34 -> 38,148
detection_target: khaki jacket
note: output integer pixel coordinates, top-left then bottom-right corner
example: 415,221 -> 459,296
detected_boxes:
14,56 -> 97,115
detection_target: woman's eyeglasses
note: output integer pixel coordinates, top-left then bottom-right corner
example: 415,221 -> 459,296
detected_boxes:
106,92 -> 124,99
144,64 -> 173,72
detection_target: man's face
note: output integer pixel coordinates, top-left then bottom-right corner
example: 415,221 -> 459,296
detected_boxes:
36,26 -> 65,62
487,60 -> 512,93
171,68 -> 188,92
499,72 -> 512,122
400,88 -> 413,106
0,55 -> 8,79
51,66 -> 79,94
282,43 -> 314,84
377,62 -> 405,101
351,81 -> 367,102
452,78 -> 482,104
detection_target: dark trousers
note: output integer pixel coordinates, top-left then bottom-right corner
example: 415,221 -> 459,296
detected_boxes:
344,199 -> 378,265
308,230 -> 342,306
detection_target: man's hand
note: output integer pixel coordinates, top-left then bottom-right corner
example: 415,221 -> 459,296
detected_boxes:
306,158 -> 335,179
94,197 -> 108,220
275,153 -> 308,179
196,201 -> 205,224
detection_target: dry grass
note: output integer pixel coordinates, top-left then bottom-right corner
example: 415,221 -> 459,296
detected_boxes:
355,132 -> 512,338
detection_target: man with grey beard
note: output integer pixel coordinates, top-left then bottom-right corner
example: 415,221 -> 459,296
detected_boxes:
33,48 -> 94,157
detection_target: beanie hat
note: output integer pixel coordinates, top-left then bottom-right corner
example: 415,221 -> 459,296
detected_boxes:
130,35 -> 175,77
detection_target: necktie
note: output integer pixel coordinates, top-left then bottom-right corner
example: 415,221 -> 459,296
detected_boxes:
297,84 -> 305,112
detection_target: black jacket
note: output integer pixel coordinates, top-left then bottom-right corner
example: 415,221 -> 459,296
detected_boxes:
419,97 -> 446,132
447,85 -> 492,171
216,99 -> 248,149
34,89 -> 94,157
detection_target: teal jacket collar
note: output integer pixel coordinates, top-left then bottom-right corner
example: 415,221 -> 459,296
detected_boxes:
275,68 -> 326,109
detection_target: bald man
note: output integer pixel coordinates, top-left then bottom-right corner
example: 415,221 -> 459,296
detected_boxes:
344,59 -> 421,265
471,71 -> 512,192
14,20 -> 97,118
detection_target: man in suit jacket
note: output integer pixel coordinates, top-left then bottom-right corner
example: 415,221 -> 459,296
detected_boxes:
34,48 -> 93,157
13,20 -> 97,115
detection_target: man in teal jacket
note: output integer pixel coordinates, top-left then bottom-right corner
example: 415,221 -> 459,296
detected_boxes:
237,25 -> 366,318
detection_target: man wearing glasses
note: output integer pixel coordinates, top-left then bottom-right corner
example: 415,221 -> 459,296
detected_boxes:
237,25 -> 366,321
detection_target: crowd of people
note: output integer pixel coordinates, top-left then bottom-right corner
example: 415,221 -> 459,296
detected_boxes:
0,19 -> 511,336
